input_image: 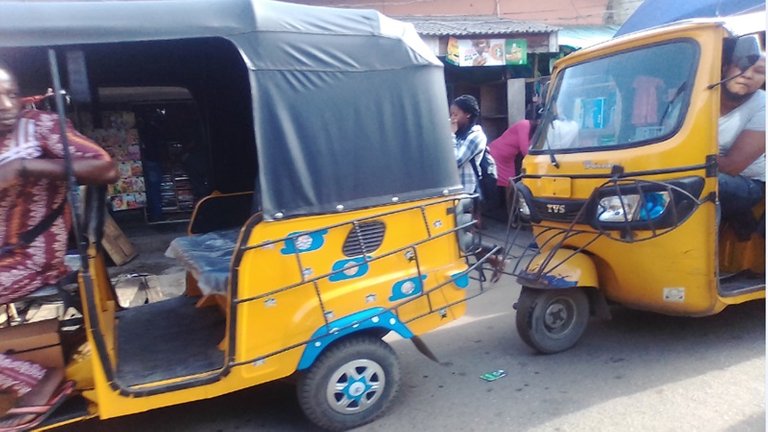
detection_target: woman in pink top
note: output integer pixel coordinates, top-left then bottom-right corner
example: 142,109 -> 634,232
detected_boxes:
488,119 -> 531,188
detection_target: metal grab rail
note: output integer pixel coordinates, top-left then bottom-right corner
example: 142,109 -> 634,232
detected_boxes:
499,176 -> 708,283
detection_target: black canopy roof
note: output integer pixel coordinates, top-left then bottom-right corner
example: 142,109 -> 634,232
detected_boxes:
0,0 -> 461,219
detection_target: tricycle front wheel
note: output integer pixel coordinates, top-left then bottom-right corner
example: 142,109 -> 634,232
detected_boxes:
297,334 -> 400,431
515,287 -> 589,354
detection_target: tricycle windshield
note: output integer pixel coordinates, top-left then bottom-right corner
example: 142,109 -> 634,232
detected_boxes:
532,40 -> 699,152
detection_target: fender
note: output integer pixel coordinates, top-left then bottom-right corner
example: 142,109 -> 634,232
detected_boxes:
296,307 -> 413,371
517,248 -> 599,290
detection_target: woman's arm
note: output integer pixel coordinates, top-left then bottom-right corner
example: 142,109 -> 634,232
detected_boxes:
717,130 -> 765,176
455,131 -> 486,167
23,157 -> 117,184
41,117 -> 119,184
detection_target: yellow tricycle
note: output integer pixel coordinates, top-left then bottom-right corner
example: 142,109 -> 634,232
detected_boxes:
502,12 -> 765,354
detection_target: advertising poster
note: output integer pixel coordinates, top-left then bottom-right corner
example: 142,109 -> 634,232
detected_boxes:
88,111 -> 147,211
446,37 -> 528,67
504,39 -> 528,65
446,37 -> 460,65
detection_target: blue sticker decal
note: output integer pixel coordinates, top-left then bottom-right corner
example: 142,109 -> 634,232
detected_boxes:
518,272 -> 577,288
297,307 -> 413,370
329,256 -> 370,282
280,229 -> 328,255
389,275 -> 427,302
451,272 -> 470,289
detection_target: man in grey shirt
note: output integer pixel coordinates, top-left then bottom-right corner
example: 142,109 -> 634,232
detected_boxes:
717,50 -> 765,235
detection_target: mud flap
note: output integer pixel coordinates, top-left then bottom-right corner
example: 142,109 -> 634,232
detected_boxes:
410,335 -> 440,363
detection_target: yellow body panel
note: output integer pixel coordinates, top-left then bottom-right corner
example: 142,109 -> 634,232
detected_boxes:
234,197 -> 468,381
534,176 -> 572,198
532,203 -> 721,315
525,249 -> 598,288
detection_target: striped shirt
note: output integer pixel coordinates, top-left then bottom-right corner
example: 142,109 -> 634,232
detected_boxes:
454,124 -> 487,194
0,110 -> 111,304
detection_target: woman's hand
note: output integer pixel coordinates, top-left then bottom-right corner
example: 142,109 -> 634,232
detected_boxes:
450,119 -> 458,134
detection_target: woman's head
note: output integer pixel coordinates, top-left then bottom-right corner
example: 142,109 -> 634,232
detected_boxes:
722,36 -> 766,101
723,54 -> 765,100
450,94 -> 480,130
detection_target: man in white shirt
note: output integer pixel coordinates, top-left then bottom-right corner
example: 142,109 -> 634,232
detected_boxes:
717,51 -> 765,236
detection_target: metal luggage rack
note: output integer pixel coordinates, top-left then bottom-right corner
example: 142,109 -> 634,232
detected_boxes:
495,176 -> 710,284
229,195 -> 501,367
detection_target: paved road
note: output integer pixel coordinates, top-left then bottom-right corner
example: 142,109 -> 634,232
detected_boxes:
62,268 -> 765,432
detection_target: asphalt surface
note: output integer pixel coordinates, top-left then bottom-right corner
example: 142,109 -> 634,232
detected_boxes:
60,220 -> 766,432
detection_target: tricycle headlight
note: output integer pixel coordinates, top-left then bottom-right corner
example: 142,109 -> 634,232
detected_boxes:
597,192 -> 669,222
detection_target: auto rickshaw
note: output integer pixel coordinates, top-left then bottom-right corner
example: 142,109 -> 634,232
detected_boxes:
0,1 -> 496,430
502,11 -> 766,354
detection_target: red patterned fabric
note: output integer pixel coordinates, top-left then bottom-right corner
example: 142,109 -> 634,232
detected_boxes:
0,354 -> 46,399
0,110 -> 111,304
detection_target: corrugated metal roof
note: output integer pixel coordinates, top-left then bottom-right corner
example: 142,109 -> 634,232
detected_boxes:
396,16 -> 560,36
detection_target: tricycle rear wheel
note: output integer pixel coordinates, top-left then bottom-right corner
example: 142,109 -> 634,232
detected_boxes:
515,287 -> 589,354
297,334 -> 400,431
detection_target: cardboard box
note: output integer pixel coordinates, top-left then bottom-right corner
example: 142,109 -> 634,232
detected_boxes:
102,213 -> 137,266
0,319 -> 64,369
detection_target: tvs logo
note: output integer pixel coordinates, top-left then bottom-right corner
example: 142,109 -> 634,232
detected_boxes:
546,204 -> 566,214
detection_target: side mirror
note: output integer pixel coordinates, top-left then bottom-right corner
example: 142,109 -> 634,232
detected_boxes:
730,34 -> 763,72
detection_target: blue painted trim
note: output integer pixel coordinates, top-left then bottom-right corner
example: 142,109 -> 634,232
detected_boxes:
517,272 -> 578,289
389,275 -> 427,301
329,256 -> 370,282
280,229 -> 328,255
297,307 -> 413,371
450,272 -> 470,289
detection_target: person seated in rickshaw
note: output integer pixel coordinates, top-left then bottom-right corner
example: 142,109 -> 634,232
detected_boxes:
0,62 -> 117,304
716,50 -> 765,237
540,101 -> 579,150
0,62 -> 117,426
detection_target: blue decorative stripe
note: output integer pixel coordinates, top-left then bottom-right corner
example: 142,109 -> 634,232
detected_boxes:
389,275 -> 427,301
451,272 -> 470,289
519,272 -> 577,288
297,308 -> 413,370
280,229 -> 328,255
329,256 -> 370,282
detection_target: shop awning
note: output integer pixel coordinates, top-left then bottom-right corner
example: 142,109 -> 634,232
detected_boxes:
558,25 -> 619,50
397,16 -> 560,37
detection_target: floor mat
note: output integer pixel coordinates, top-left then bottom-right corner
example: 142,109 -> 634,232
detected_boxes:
116,296 -> 226,387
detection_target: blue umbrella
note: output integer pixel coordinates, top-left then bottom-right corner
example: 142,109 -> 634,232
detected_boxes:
615,0 -> 765,37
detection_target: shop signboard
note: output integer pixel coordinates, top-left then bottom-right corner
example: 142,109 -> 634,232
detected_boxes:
446,37 -> 528,67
